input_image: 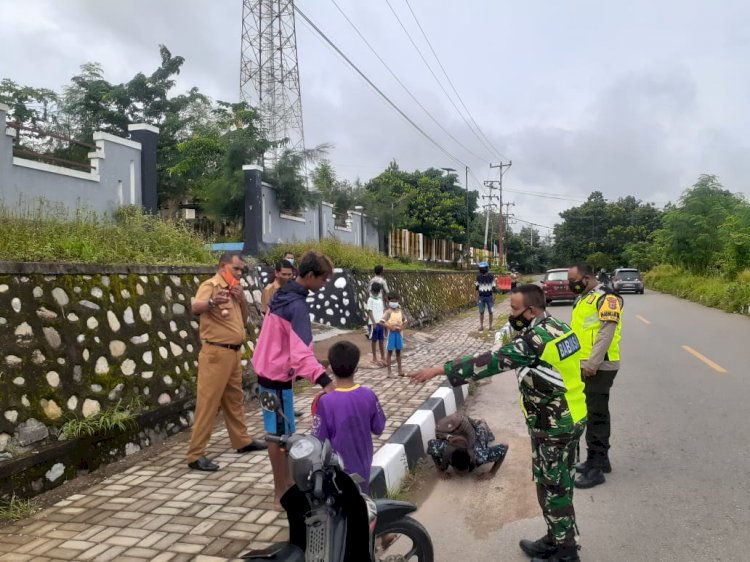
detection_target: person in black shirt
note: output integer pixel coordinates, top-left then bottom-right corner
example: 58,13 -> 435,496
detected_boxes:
475,261 -> 496,331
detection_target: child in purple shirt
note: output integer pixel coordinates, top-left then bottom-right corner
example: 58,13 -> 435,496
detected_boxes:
312,341 -> 386,492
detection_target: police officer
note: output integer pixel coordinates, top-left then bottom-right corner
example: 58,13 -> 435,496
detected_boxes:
185,252 -> 267,471
411,284 -> 586,562
568,263 -> 623,489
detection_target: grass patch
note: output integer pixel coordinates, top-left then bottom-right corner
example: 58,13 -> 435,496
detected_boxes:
0,202 -> 214,265
59,400 -> 138,439
0,495 -> 37,522
645,265 -> 750,314
384,457 -> 433,502
260,238 -> 448,272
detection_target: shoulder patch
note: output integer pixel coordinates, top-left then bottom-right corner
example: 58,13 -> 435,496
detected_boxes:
598,294 -> 622,322
555,333 -> 581,360
586,293 -> 597,305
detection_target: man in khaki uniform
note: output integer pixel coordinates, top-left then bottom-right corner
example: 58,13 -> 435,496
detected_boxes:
186,252 -> 267,471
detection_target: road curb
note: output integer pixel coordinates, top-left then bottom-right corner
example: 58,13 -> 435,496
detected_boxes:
369,382 -> 469,497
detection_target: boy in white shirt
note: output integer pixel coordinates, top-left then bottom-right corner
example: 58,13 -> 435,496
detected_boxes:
366,282 -> 386,366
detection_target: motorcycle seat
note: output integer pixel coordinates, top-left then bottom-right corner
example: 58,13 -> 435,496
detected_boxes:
241,542 -> 305,561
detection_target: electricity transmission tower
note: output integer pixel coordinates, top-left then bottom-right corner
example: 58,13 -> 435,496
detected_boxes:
240,0 -> 306,165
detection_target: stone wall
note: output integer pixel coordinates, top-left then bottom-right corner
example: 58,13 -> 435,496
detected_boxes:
0,262 -> 475,498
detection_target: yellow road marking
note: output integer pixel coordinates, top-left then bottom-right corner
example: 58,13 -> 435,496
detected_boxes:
636,315 -> 651,325
681,345 -> 727,374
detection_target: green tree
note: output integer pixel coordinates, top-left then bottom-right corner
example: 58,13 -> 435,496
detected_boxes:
661,175 -> 746,273
553,191 -> 663,266
362,162 -> 478,242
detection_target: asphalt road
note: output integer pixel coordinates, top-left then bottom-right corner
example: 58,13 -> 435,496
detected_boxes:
415,289 -> 750,562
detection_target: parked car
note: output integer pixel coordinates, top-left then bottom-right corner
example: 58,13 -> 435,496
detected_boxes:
612,268 -> 644,294
543,268 -> 576,304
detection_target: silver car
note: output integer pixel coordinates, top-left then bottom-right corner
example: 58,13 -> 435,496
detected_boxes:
612,268 -> 644,294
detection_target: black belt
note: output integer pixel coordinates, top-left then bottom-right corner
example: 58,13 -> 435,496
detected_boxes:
204,341 -> 242,351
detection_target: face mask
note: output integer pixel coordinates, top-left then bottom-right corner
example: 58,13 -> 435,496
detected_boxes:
509,307 -> 531,331
286,258 -> 294,265
389,302 -> 400,309
221,268 -> 239,288
568,278 -> 587,294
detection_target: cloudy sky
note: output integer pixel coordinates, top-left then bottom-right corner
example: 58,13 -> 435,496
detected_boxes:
2,0 -> 749,233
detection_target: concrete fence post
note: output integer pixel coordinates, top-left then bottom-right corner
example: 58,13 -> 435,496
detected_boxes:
243,164 -> 264,256
128,124 -> 159,213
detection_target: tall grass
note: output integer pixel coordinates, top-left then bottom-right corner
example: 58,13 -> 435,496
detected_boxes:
59,400 -> 139,439
261,238 -> 429,272
645,264 -> 750,314
0,495 -> 37,522
0,202 -> 214,265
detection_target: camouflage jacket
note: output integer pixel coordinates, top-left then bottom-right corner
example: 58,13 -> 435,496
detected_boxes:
444,314 -> 585,437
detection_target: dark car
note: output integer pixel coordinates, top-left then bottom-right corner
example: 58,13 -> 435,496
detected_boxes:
543,268 -> 576,304
612,268 -> 644,294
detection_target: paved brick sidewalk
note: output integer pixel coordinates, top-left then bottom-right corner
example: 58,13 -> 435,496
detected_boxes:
0,306 -> 507,562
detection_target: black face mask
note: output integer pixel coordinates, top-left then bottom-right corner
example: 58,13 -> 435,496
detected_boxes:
509,307 -> 532,331
569,278 -> 587,294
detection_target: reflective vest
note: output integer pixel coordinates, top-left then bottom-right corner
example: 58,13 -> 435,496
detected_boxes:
571,288 -> 622,362
537,329 -> 587,425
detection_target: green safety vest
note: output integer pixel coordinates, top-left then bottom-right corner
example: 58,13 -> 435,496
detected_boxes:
571,288 -> 622,362
536,329 -> 587,425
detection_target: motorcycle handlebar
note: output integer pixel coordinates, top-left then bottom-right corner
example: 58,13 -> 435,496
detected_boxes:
313,470 -> 324,499
264,434 -> 285,445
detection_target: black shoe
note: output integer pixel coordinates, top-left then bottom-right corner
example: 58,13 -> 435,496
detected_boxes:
575,467 -> 606,489
520,535 -> 556,558
187,456 -> 219,472
531,545 -> 581,562
575,457 -> 611,474
294,409 -> 303,418
237,439 -> 268,453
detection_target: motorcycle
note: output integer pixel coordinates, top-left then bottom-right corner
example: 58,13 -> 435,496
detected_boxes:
242,393 -> 434,562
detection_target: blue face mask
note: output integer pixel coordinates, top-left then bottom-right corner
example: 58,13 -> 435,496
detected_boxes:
389,302 -> 400,309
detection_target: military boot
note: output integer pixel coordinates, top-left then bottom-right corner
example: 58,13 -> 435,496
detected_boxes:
519,534 -> 556,558
574,466 -> 606,489
574,457 -> 611,474
531,545 -> 581,562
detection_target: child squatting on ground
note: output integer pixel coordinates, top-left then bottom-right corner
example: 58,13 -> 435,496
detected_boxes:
312,341 -> 386,493
380,292 -> 406,377
367,282 -> 387,367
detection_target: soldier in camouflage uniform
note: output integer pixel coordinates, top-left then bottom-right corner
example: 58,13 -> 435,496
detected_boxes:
411,284 -> 587,562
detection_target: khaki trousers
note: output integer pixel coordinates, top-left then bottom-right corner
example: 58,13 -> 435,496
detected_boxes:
186,345 -> 252,463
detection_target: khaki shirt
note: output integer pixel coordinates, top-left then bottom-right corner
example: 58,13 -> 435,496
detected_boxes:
261,281 -> 280,315
194,274 -> 246,345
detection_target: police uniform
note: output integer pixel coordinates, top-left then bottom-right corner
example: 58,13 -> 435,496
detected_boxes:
443,313 -> 586,552
185,274 -> 255,464
570,284 -> 623,472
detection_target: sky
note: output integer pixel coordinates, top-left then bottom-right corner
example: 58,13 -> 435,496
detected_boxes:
1,0 -> 749,235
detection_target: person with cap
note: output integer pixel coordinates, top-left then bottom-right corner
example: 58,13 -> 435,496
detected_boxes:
411,284 -> 587,562
475,261 -> 496,331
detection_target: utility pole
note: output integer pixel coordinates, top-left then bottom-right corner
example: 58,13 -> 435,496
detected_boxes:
501,201 -> 515,265
490,161 -> 512,268
481,184 -> 499,250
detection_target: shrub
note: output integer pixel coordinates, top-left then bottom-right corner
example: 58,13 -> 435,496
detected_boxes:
645,265 -> 750,314
260,238 -> 424,272
0,202 -> 214,265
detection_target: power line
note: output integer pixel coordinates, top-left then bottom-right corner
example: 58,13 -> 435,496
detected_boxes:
503,187 -> 586,202
294,4 -> 469,171
383,0 -> 499,164
329,0 -> 490,166
403,0 -> 510,163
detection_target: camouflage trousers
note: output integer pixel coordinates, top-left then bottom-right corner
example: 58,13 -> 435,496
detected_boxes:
530,422 -> 586,547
